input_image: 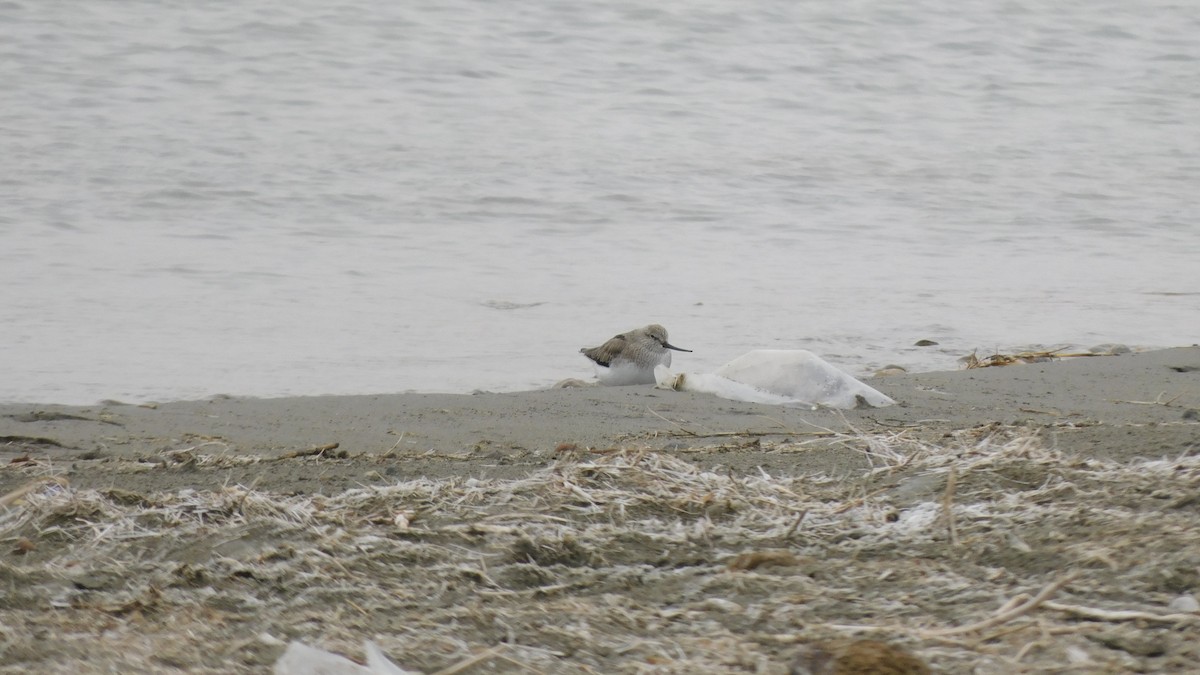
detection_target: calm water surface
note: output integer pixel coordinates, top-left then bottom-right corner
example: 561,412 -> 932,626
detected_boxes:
2,0 -> 1198,404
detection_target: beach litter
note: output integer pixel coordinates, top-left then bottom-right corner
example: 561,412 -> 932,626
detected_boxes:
274,640 -> 414,675
655,349 -> 896,408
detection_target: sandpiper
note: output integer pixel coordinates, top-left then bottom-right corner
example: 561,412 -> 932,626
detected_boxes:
580,324 -> 692,385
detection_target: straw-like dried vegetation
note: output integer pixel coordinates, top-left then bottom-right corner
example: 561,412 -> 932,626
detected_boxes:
960,348 -> 1109,369
2,429 -> 1199,673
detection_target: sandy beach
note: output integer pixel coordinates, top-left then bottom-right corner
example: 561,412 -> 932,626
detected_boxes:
2,347 -> 1198,673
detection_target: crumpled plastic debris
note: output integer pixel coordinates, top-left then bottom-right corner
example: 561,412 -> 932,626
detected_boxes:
655,349 -> 896,409
273,641 -> 415,675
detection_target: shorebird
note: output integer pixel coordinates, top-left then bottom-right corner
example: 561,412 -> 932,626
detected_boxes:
580,324 -> 691,385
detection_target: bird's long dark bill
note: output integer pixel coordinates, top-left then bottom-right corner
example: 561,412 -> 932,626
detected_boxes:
664,342 -> 692,352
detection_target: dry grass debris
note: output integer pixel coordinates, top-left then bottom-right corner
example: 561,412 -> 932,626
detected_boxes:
2,430 -> 1199,673
960,348 -> 1108,369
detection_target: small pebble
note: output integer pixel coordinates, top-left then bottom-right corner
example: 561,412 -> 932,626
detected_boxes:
697,598 -> 742,613
1065,645 -> 1092,664
1168,594 -> 1199,613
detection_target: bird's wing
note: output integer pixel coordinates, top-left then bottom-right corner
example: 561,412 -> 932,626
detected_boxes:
579,332 -> 628,367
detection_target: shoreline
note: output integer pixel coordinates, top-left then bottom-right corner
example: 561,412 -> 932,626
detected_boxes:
2,347 -> 1198,495
1,340 -> 1182,410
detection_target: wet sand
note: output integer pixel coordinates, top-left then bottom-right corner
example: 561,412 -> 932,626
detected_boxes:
2,347 -> 1197,495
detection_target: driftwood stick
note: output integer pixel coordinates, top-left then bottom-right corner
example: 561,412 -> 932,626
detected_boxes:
277,442 -> 342,460
1041,601 -> 1200,624
943,467 -> 960,547
923,572 -> 1079,637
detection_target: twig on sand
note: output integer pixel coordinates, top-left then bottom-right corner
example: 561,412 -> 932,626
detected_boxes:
784,510 -> 808,540
922,572 -> 1079,637
276,442 -> 344,460
646,407 -> 701,436
477,582 -> 575,598
942,467 -> 959,547
1041,601 -> 1200,625
1018,407 -> 1062,416
386,432 -> 407,453
1113,391 -> 1187,407
645,408 -> 839,440
962,348 -> 1101,369
658,429 -> 836,440
1014,638 -> 1047,663
431,645 -> 542,675
756,414 -> 798,436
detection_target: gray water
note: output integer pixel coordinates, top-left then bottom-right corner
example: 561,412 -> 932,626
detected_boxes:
2,0 -> 1198,404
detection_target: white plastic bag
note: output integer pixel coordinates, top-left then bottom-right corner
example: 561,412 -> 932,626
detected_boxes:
655,350 -> 895,409
273,641 -> 415,675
